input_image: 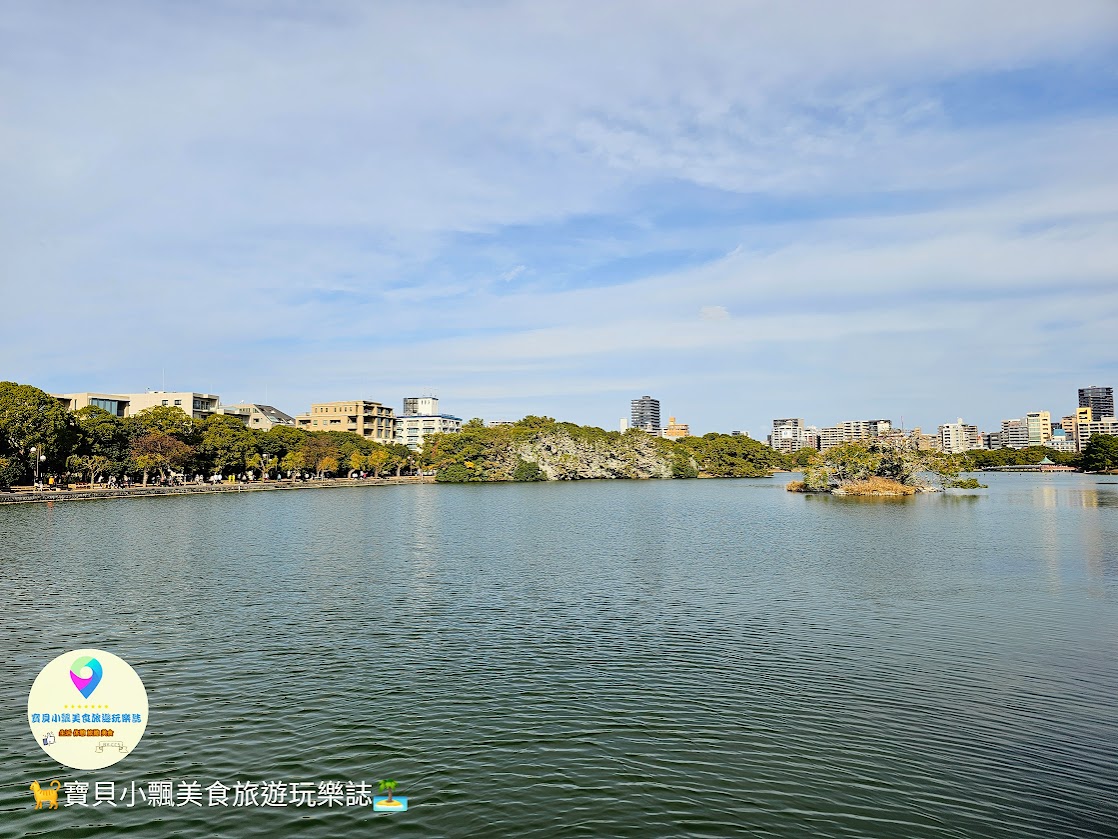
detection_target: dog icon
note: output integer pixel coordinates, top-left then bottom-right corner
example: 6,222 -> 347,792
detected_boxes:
30,780 -> 61,810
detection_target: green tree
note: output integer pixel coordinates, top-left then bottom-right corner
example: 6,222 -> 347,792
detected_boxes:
73,406 -> 130,473
130,432 -> 193,484
261,425 -> 308,460
512,459 -> 546,481
1081,434 -> 1118,472
67,454 -> 112,486
365,448 -> 390,478
0,381 -> 76,482
200,414 -> 257,476
280,451 -> 304,479
385,443 -> 414,477
435,464 -> 471,483
790,447 -> 820,469
299,435 -> 339,476
125,405 -> 199,443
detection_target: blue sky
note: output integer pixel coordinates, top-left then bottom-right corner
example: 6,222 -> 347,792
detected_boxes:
3,1 -> 1117,436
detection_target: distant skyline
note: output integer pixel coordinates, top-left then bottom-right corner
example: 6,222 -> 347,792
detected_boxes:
3,2 -> 1117,437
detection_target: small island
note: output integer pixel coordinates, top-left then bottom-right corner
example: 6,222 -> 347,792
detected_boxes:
786,442 -> 975,496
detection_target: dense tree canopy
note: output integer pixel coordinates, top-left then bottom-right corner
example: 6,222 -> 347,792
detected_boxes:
1081,434 -> 1118,472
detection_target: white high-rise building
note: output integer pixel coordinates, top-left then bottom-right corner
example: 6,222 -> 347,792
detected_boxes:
938,418 -> 981,454
396,396 -> 462,450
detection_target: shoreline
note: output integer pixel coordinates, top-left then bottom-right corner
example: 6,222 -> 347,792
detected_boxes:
0,476 -> 435,505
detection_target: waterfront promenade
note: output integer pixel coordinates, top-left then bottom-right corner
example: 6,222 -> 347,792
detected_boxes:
0,475 -> 434,504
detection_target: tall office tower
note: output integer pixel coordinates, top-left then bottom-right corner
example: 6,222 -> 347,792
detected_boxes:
1078,386 -> 1114,420
630,396 -> 661,434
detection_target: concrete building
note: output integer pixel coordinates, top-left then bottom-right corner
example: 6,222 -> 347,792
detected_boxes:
768,418 -> 821,453
1048,429 -> 1077,453
295,400 -> 396,442
396,396 -> 462,450
1025,411 -> 1052,447
981,432 -> 1000,450
217,403 -> 296,431
403,396 -> 440,416
631,396 -> 661,434
1076,416 -> 1118,453
122,391 -> 220,421
1078,386 -> 1114,423
662,417 -> 690,440
1062,407 -> 1095,450
818,419 -> 892,450
999,418 -> 1030,449
53,392 -> 131,417
938,418 -> 981,454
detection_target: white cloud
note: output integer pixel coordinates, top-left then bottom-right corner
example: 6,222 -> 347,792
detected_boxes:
700,306 -> 731,321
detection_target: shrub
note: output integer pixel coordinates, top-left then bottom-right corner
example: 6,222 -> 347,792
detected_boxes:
512,460 -> 546,482
435,464 -> 471,483
948,478 -> 987,489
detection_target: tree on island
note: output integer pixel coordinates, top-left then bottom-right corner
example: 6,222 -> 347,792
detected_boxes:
794,441 -> 961,494
377,779 -> 398,804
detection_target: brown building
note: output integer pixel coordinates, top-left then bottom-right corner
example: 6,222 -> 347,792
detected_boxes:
295,400 -> 397,442
662,416 -> 690,440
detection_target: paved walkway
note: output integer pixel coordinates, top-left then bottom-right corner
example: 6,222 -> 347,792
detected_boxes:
0,476 -> 434,504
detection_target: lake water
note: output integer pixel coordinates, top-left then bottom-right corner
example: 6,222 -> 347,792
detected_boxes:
2,473 -> 1116,837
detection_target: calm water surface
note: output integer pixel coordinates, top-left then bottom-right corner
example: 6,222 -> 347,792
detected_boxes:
2,473 -> 1116,837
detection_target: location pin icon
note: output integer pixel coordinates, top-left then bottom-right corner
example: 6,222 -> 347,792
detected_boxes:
70,656 -> 104,699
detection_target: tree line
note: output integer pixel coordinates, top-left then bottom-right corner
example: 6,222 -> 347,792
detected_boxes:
0,382 -> 417,489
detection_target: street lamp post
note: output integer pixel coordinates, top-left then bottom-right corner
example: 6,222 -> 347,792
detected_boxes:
30,446 -> 46,489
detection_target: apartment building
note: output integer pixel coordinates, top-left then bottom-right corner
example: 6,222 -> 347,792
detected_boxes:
818,419 -> 892,450
1076,416 -> 1118,452
631,396 -> 661,434
217,403 -> 296,431
662,417 -> 690,440
395,397 -> 462,450
938,419 -> 981,454
1078,386 -> 1114,423
999,418 -> 1030,449
295,400 -> 397,442
768,418 -> 821,453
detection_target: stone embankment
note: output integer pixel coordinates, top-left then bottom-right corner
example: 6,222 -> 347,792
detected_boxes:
0,476 -> 434,505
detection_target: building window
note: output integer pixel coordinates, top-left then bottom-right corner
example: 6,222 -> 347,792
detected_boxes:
174,399 -> 182,406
